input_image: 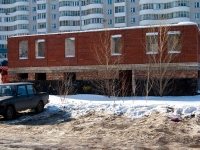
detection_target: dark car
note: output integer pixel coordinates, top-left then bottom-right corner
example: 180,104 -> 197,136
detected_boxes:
0,82 -> 49,120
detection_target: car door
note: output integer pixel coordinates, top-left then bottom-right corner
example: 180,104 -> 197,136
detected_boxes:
16,85 -> 30,110
27,84 -> 38,108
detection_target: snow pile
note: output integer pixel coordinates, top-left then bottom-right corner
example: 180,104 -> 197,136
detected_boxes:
47,94 -> 200,119
3,94 -> 200,124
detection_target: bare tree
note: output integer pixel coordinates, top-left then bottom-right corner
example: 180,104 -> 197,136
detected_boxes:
144,24 -> 182,97
91,30 -> 125,99
56,72 -> 76,102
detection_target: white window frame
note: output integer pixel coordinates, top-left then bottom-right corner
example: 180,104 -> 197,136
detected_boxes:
65,37 -> 75,57
146,32 -> 158,54
19,40 -> 28,59
35,39 -> 45,59
111,34 -> 122,56
168,31 -> 181,53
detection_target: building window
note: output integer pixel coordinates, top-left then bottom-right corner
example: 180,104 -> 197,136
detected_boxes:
52,14 -> 56,19
37,4 -> 46,10
38,13 -> 46,19
33,16 -> 36,20
115,6 -> 124,13
195,13 -> 200,18
168,31 -> 181,53
108,0 -> 112,4
108,19 -> 112,24
115,16 -> 125,23
146,32 -> 158,54
52,4 -> 56,10
111,35 -> 122,55
131,18 -> 135,23
19,40 -> 28,59
32,7 -> 36,12
195,2 -> 200,8
35,39 -> 45,58
108,9 -> 112,14
65,37 -> 75,57
33,25 -> 36,30
130,0 -> 135,2
131,7 -> 135,12
52,24 -> 56,29
38,23 -> 46,29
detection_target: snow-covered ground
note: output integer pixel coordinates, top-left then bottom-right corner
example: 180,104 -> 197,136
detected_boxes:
47,94 -> 200,119
4,94 -> 200,125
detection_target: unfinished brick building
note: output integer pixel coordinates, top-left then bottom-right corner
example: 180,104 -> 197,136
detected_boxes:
7,23 -> 200,96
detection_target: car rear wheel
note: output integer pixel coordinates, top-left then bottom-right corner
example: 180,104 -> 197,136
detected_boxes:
35,101 -> 44,113
4,106 -> 15,120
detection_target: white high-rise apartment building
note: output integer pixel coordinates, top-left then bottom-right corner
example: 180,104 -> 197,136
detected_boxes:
0,0 -> 200,60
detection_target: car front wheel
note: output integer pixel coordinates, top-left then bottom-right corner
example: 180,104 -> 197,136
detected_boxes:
35,101 -> 44,113
4,106 -> 15,120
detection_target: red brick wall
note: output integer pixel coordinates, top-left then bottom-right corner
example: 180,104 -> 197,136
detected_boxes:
76,71 -> 119,80
46,72 -> 64,80
9,74 -> 18,82
8,25 -> 199,69
134,70 -> 198,79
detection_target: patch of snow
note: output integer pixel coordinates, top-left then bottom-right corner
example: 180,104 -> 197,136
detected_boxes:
5,94 -> 200,124
46,94 -> 200,119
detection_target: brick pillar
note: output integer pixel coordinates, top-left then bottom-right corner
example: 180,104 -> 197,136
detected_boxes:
8,73 -> 18,82
28,73 -> 35,81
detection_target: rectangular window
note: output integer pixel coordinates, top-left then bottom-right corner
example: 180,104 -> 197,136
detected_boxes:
195,2 -> 200,8
38,13 -> 46,19
111,35 -> 122,55
168,31 -> 181,53
108,19 -> 112,24
27,84 -> 36,95
115,6 -> 124,13
131,18 -> 135,23
52,4 -> 56,10
130,0 -> 135,2
33,16 -> 36,20
108,9 -> 112,14
32,7 -> 36,12
108,0 -> 112,4
195,13 -> 200,18
33,25 -> 36,30
65,37 -> 75,57
19,40 -> 28,59
17,85 -> 27,95
115,16 -> 125,23
38,23 -> 46,29
52,23 -> 56,29
131,7 -> 135,12
35,39 -> 45,58
52,14 -> 56,19
146,32 -> 158,54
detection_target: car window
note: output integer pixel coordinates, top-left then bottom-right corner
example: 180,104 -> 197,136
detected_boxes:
27,85 -> 36,94
1,85 -> 14,96
17,85 -> 27,95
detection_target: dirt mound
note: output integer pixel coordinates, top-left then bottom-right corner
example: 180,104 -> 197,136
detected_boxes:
0,111 -> 200,149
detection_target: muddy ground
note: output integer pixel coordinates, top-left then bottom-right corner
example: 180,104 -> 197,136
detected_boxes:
0,110 -> 200,150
